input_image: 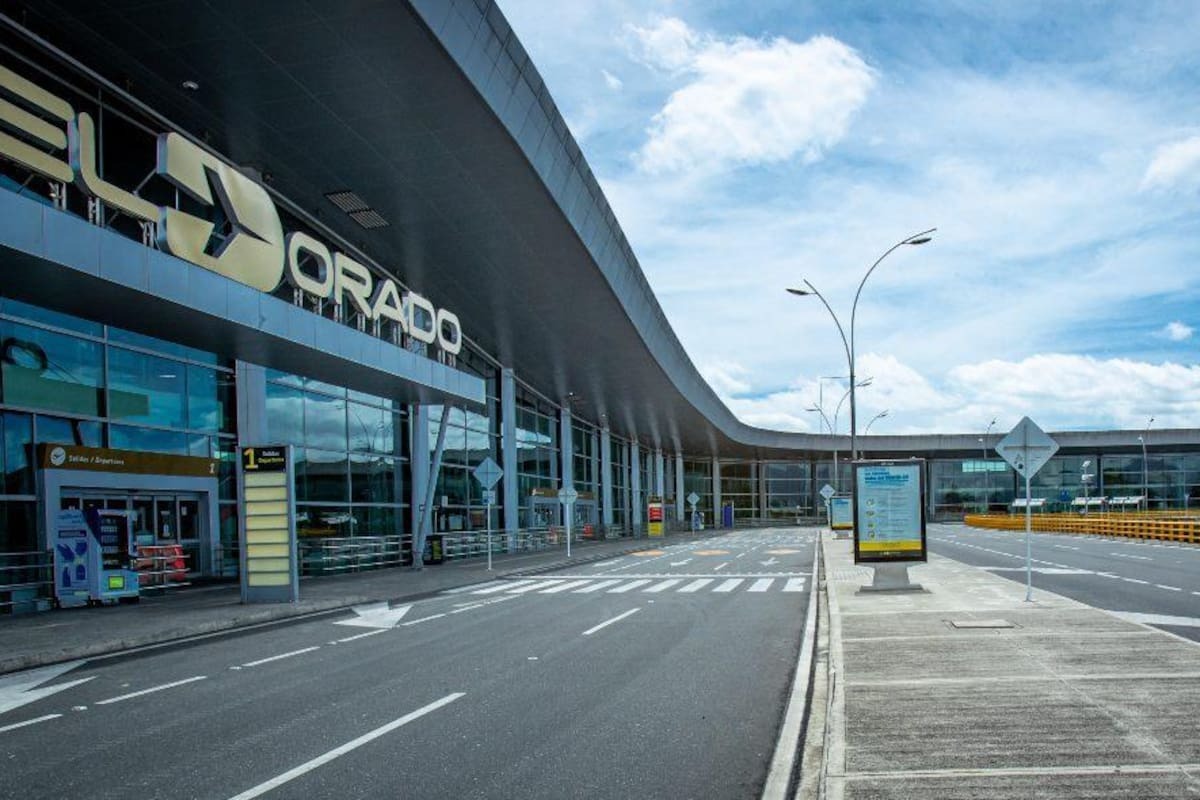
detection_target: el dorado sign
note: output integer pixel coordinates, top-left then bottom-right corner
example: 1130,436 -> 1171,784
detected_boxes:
0,64 -> 461,357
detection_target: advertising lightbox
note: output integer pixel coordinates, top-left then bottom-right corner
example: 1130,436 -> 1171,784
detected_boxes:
852,460 -> 927,564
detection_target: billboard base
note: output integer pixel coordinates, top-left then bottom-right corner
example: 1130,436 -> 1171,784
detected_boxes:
856,562 -> 926,594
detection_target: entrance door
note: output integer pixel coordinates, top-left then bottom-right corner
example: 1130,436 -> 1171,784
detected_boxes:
177,497 -> 202,576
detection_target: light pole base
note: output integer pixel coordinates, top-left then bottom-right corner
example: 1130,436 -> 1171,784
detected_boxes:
857,562 -> 926,594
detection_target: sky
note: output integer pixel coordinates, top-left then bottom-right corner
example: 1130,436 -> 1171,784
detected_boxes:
495,0 -> 1200,436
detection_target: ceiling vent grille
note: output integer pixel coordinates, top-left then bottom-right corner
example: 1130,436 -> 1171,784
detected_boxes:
325,190 -> 370,213
349,209 -> 389,229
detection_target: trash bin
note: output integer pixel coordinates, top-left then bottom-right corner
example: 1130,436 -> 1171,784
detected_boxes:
423,534 -> 445,565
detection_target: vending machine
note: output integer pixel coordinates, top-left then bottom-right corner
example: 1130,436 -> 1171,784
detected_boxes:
52,508 -> 140,607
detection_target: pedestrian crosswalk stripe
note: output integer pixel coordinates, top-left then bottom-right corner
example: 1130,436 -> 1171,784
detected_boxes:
645,579 -> 684,593
507,580 -> 564,594
714,578 -> 744,592
680,578 -> 714,593
783,578 -> 806,592
609,579 -> 653,593
748,578 -> 774,592
472,580 -> 534,595
539,579 -> 593,593
573,579 -> 623,593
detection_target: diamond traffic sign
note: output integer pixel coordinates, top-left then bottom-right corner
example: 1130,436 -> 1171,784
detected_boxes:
472,457 -> 503,490
995,417 -> 1059,479
687,492 -> 700,507
819,484 -> 836,501
558,486 -> 579,505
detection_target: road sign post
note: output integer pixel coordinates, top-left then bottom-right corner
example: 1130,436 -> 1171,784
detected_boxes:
472,457 -> 504,571
687,492 -> 700,532
558,486 -> 579,558
994,417 -> 1059,602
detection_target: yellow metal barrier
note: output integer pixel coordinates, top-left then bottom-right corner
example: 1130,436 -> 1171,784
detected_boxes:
963,513 -> 1199,544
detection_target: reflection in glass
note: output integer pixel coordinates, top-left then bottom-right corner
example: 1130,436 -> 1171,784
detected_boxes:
1,320 -> 104,416
187,366 -> 234,432
265,382 -> 304,446
109,424 -> 189,455
36,415 -> 102,447
305,448 -> 348,502
108,347 -> 185,428
3,412 -> 32,494
305,391 -> 347,452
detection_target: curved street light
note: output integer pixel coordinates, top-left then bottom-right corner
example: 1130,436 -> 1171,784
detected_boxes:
1140,416 -> 1154,510
864,409 -> 889,433
980,417 -> 996,513
787,227 -> 936,461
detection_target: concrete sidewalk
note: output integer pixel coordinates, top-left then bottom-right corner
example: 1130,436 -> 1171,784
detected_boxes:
0,534 -> 682,675
816,536 -> 1200,799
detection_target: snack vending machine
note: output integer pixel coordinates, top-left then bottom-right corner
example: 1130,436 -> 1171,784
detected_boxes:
52,508 -> 140,607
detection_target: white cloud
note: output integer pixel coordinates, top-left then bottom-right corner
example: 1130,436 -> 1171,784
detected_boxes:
625,18 -> 875,174
700,360 -> 752,397
1142,135 -> 1200,190
601,69 -> 624,90
1160,321 -> 1194,341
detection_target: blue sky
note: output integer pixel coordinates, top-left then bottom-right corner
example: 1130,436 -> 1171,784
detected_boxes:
496,0 -> 1200,435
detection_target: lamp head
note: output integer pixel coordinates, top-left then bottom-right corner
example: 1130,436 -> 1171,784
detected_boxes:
786,287 -> 811,297
907,236 -> 933,245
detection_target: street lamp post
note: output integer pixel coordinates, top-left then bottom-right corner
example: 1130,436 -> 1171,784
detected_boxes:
864,409 -> 889,433
980,417 -> 996,513
787,228 -> 935,462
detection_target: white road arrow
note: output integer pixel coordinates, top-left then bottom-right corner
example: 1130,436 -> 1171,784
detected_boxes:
669,559 -> 692,566
335,603 -> 412,629
760,557 -> 780,566
0,661 -> 94,716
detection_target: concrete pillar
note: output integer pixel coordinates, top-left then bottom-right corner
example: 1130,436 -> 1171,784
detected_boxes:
234,360 -> 268,445
501,368 -> 518,551
654,450 -> 665,497
631,443 -> 642,527
560,406 -> 574,490
410,404 -> 430,544
712,456 -> 722,528
675,452 -> 685,521
757,461 -> 767,521
601,428 -> 613,526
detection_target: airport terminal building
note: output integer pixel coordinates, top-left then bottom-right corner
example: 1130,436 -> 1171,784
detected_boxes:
0,1 -> 1196,608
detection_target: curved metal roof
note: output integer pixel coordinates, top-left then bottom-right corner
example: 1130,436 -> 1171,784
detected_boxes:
6,1 -> 1190,458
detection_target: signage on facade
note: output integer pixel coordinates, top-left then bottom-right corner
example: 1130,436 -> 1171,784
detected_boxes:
38,444 -> 217,477
238,444 -> 298,602
852,460 -> 927,564
0,64 -> 461,358
646,496 -> 664,537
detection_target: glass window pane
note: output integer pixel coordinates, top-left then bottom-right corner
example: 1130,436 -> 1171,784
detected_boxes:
35,415 -> 102,448
1,320 -> 104,415
0,499 -> 37,552
108,347 -> 186,428
187,366 -> 235,433
305,448 -> 348,502
304,391 -> 347,452
107,326 -> 217,364
266,382 -> 305,446
1,298 -> 102,336
351,454 -> 396,504
3,412 -> 33,494
348,402 -> 389,453
108,424 -> 189,455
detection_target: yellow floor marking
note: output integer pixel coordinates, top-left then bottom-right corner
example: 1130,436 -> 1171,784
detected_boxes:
633,550 -> 666,557
766,549 -> 801,555
695,549 -> 730,556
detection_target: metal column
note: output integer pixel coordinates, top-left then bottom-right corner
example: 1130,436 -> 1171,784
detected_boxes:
501,368 -> 518,551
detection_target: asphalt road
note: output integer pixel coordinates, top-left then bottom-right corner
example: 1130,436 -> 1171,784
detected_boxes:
0,528 -> 815,800
928,523 -> 1200,642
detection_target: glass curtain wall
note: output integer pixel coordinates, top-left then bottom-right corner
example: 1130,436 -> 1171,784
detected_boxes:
611,438 -> 629,528
763,461 -> 812,518
682,458 -> 713,524
0,297 -> 237,560
264,370 -> 408,544
719,461 -> 757,519
929,459 -> 1015,516
514,386 -> 558,527
572,420 -> 598,496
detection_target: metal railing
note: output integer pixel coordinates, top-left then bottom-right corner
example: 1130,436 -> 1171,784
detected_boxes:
299,535 -> 410,575
0,550 -> 53,613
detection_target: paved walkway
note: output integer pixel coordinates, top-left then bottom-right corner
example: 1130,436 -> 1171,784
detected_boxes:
820,536 -> 1200,799
0,534 -> 687,675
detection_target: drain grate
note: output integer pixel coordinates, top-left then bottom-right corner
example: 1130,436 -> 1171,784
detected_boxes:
948,619 -> 1016,629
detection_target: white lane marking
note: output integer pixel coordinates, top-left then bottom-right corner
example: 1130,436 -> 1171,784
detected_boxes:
714,578 -> 744,593
506,580 -> 564,594
472,580 -> 535,595
402,613 -> 447,626
0,713 -> 62,734
538,579 -> 593,594
0,662 -> 94,716
749,578 -> 775,592
713,562 -> 729,572
644,579 -> 683,593
1111,552 -> 1151,561
227,693 -> 465,800
334,629 -> 387,644
1155,584 -> 1183,592
96,675 -> 207,704
582,608 -> 642,636
608,579 -> 652,593
238,647 -> 323,668
573,579 -> 623,593
783,578 -> 807,592
679,579 -> 714,593
735,552 -> 747,559
1122,578 -> 1150,585
443,582 -> 499,594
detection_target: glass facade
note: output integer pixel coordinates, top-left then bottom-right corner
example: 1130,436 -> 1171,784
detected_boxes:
719,461 -> 758,518
763,462 -> 811,518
